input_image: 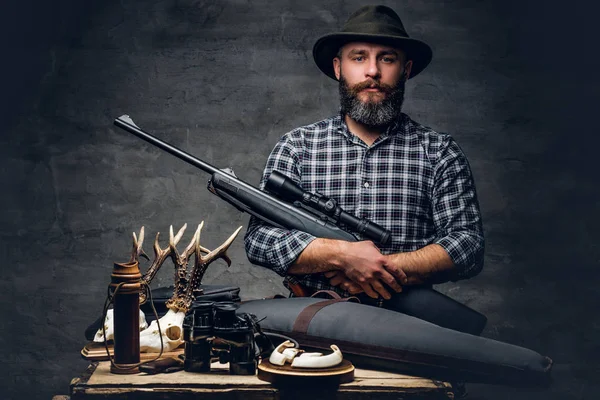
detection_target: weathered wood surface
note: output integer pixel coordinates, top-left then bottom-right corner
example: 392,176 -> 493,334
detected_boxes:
81,341 -> 184,361
70,361 -> 454,399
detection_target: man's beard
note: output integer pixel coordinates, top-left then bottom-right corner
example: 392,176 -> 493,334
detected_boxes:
339,73 -> 406,128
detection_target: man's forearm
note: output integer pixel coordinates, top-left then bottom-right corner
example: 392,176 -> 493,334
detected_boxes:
387,244 -> 455,284
287,238 -> 345,275
290,240 -> 456,285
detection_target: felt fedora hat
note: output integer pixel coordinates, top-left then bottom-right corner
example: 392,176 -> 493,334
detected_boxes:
313,5 -> 432,80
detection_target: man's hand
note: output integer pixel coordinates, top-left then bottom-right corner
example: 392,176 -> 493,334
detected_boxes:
336,241 -> 407,299
289,238 -> 408,299
323,270 -> 363,294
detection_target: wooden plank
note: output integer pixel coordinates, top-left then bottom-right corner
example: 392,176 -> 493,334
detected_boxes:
76,387 -> 279,400
70,362 -> 98,395
87,361 -> 265,388
72,361 -> 453,400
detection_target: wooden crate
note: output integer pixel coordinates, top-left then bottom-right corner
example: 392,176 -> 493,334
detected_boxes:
69,361 -> 454,399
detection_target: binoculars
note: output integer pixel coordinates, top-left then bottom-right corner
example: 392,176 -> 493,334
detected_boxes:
182,300 -> 258,375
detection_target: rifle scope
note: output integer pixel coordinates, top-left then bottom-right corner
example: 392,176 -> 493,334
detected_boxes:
266,171 -> 392,245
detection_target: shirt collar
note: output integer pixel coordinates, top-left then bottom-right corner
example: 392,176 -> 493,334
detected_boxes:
335,112 -> 407,145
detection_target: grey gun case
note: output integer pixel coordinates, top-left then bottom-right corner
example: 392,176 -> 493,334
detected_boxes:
238,297 -> 552,386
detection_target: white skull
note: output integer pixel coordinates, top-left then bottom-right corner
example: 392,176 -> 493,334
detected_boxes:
93,309 -> 148,343
139,309 -> 185,352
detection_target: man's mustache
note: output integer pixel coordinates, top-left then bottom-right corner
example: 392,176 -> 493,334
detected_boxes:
349,79 -> 395,94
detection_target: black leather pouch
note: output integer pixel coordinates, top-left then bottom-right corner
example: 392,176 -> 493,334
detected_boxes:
140,285 -> 241,320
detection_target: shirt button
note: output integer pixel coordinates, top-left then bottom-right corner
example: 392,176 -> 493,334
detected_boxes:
364,182 -> 370,188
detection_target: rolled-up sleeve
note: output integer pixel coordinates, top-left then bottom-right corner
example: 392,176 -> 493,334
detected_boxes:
243,133 -> 317,276
432,136 -> 485,280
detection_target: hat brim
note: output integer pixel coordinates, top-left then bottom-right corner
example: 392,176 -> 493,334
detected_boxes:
313,33 -> 432,80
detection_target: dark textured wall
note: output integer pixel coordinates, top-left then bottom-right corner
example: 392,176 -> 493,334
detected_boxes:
1,1 -> 598,399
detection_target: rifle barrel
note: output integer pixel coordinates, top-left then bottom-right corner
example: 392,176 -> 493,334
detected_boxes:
114,115 -> 220,175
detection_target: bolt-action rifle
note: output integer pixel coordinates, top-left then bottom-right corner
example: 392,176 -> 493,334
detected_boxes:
114,115 -> 487,336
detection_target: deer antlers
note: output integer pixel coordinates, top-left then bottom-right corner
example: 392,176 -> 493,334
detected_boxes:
130,222 -> 242,310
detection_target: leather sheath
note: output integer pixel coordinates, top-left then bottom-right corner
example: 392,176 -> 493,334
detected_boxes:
139,357 -> 184,374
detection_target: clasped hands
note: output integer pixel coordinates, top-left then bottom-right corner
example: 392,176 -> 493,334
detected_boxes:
324,240 -> 416,299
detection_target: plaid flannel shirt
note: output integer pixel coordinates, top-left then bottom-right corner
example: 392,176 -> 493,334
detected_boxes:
244,113 -> 484,296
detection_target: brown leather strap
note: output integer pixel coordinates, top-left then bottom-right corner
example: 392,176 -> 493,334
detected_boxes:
310,290 -> 342,300
292,299 -> 340,334
292,297 -> 359,334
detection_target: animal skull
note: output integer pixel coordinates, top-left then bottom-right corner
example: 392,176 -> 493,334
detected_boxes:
139,309 -> 186,352
93,309 -> 148,343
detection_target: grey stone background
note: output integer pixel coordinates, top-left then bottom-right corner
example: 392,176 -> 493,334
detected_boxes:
1,0 -> 598,399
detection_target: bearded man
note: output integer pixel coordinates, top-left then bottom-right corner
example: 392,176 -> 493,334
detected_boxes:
244,5 -> 484,304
